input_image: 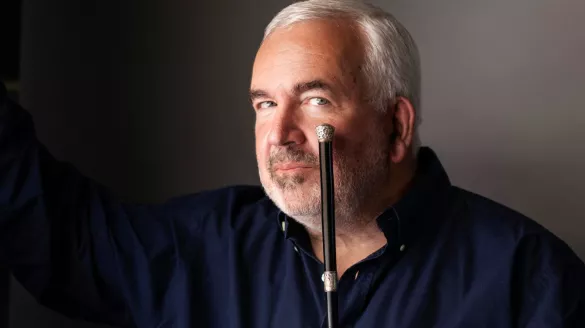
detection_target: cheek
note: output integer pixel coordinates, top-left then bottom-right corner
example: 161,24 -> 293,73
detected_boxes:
331,129 -> 381,162
329,128 -> 357,157
254,124 -> 269,167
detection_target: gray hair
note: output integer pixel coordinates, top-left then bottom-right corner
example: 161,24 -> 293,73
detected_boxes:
263,0 -> 422,152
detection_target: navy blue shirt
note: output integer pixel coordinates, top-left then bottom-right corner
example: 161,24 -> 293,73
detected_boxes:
1,82 -> 584,327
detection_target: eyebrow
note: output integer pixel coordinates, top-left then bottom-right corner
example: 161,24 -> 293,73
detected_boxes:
293,79 -> 331,94
249,79 -> 333,103
249,89 -> 269,103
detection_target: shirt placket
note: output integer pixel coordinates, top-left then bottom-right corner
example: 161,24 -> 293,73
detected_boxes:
340,264 -> 378,328
317,252 -> 387,328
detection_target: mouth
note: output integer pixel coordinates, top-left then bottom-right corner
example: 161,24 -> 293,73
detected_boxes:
272,163 -> 314,172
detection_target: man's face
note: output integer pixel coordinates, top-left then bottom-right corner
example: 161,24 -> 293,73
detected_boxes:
251,19 -> 392,230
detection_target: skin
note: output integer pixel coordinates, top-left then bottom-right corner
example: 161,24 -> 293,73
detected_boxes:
250,18 -> 417,277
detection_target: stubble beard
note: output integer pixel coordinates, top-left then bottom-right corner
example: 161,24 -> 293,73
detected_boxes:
260,127 -> 390,232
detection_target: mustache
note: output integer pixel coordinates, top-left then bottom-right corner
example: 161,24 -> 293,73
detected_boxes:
268,147 -> 319,169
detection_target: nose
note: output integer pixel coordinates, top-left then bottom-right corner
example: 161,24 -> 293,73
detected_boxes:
267,103 -> 306,147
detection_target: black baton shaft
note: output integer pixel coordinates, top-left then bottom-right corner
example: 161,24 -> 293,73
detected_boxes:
317,124 -> 338,328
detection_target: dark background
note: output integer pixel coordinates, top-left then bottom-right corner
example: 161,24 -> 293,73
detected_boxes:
0,0 -> 20,81
2,0 -> 585,327
0,1 -> 21,326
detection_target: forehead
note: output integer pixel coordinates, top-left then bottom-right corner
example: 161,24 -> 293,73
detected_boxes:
251,19 -> 364,90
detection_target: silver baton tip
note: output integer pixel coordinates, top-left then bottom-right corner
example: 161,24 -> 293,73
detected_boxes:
316,124 -> 335,142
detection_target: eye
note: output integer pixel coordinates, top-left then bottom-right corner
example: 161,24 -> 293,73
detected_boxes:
308,97 -> 330,106
257,101 -> 277,109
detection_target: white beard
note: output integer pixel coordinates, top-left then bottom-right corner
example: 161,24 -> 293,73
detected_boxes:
260,124 -> 390,232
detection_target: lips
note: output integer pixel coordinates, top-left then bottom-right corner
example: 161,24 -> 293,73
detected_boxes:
272,162 -> 314,171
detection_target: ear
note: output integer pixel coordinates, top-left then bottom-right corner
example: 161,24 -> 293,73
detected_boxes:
386,96 -> 416,163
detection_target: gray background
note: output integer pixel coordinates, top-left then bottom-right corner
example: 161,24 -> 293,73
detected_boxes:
8,0 -> 585,327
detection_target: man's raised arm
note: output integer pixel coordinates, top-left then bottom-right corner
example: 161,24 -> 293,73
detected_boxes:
0,82 -> 183,327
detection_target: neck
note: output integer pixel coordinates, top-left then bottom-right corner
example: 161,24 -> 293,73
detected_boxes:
306,156 -> 417,277
308,216 -> 385,278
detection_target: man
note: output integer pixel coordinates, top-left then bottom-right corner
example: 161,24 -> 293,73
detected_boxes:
1,0 -> 584,327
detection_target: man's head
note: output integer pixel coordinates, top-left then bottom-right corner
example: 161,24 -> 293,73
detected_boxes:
251,0 -> 421,231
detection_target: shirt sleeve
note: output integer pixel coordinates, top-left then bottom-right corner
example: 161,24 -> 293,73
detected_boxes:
0,83 -> 183,327
513,229 -> 585,327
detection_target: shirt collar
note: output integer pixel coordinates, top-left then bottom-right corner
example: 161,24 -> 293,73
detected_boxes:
276,146 -> 452,252
375,146 -> 452,251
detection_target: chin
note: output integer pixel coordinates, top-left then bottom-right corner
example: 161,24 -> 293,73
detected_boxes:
263,178 -> 321,218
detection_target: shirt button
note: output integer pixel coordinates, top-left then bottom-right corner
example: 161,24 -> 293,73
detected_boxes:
281,221 -> 286,232
400,244 -> 406,252
354,271 -> 360,280
293,246 -> 299,253
321,273 -> 324,282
